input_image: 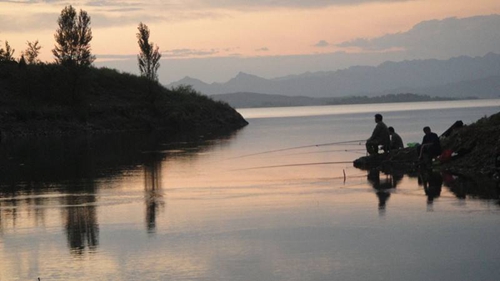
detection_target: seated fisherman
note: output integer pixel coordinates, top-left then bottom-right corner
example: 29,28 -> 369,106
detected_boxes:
366,114 -> 390,155
419,126 -> 442,161
388,126 -> 404,150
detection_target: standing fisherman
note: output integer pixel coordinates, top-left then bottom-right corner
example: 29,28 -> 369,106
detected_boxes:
366,114 -> 390,155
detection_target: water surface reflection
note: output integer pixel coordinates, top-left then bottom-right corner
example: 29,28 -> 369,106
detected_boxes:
2,103 -> 500,280
0,129 -> 241,254
367,169 -> 405,216
418,170 -> 443,207
144,152 -> 164,234
63,186 -> 99,255
364,166 -> 500,214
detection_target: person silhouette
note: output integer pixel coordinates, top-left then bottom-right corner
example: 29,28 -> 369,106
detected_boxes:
366,114 -> 390,155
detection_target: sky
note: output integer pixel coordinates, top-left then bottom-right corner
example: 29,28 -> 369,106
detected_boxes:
1,0 -> 500,84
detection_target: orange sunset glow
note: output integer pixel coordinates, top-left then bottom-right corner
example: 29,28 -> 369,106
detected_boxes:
1,0 -> 499,83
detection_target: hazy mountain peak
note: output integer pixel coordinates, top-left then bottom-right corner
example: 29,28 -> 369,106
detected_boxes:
233,72 -> 263,80
226,72 -> 268,86
168,76 -> 210,88
178,76 -> 203,83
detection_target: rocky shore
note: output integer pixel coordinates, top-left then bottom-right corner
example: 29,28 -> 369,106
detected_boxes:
440,112 -> 500,178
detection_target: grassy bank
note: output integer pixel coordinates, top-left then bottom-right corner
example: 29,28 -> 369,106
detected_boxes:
0,62 -> 248,137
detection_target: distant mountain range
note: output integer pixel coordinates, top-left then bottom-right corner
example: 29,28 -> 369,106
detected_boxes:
167,53 -> 500,100
209,93 -> 456,108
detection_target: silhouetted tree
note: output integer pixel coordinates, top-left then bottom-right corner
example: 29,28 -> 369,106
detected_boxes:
0,41 -> 15,62
53,5 -> 95,67
23,40 -> 42,65
137,22 -> 161,81
52,6 -> 95,103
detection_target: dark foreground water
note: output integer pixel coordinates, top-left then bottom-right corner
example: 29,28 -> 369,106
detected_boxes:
1,99 -> 500,280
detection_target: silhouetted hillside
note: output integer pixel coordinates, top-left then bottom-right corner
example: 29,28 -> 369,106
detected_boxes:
0,62 -> 248,136
168,53 -> 500,98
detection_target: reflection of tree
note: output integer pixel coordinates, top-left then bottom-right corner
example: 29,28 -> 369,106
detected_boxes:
62,181 -> 99,255
0,198 -> 18,235
144,153 -> 165,234
0,129 -> 242,248
0,186 -> 48,235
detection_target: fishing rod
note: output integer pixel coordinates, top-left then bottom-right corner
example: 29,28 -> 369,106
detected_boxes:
229,139 -> 366,160
231,161 -> 353,171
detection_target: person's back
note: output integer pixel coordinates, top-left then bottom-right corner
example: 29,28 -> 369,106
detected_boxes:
388,127 -> 404,150
422,131 -> 441,156
419,126 -> 441,161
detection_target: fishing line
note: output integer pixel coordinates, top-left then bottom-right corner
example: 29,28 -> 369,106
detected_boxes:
228,139 -> 366,160
231,161 -> 353,171
284,148 -> 366,156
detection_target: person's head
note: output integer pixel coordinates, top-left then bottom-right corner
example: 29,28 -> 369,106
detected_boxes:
374,114 -> 383,123
423,126 -> 431,134
388,126 -> 395,134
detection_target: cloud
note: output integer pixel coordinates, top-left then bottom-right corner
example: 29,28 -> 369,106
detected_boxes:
336,14 -> 500,57
85,1 -> 145,12
105,7 -> 143,12
0,0 -> 415,10
90,9 -> 228,28
96,54 -> 136,60
86,0 -> 136,6
314,40 -> 329,47
90,13 -> 167,28
1,10 -> 228,32
0,0 -> 226,31
0,12 -> 57,32
0,0 -> 67,3
255,47 -> 269,52
84,0 -> 147,13
0,0 -> 404,33
0,10 -> 159,33
97,47 -> 240,60
0,1 -> 152,32
186,0 -> 413,10
163,48 -> 220,58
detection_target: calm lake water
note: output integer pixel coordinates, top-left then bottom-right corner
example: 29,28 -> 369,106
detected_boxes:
1,99 -> 500,281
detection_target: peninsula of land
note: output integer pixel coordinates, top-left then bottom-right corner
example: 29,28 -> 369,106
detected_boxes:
0,62 -> 248,137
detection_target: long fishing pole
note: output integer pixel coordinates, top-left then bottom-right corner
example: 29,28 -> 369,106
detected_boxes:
229,139 -> 366,160
232,161 -> 353,171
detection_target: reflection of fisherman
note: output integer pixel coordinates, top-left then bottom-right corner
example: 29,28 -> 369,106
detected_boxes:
418,126 -> 442,162
391,170 -> 404,188
418,170 -> 443,205
367,169 -> 393,214
366,114 -> 390,155
388,126 -> 404,150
